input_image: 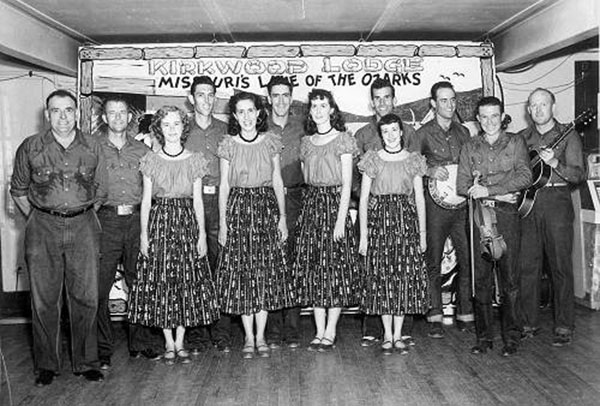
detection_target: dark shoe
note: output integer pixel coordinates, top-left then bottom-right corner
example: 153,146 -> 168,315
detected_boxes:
268,340 -> 282,350
307,337 -> 322,352
470,340 -> 493,354
360,336 -> 379,347
129,351 -> 141,358
140,349 -> 163,361
35,369 -> 56,387
215,341 -> 231,353
456,321 -> 475,334
99,358 -> 111,370
381,340 -> 393,356
521,326 -> 541,340
501,343 -> 518,357
394,339 -> 409,355
552,332 -> 572,347
402,336 -> 416,346
318,337 -> 336,352
428,322 -> 445,339
286,339 -> 300,349
74,370 -> 104,382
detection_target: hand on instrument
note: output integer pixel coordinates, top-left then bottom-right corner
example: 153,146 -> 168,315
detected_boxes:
467,184 -> 489,199
539,148 -> 559,168
495,192 -> 519,204
428,166 -> 449,181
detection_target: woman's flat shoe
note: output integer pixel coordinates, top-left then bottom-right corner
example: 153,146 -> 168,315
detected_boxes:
307,337 -> 322,352
381,340 -> 393,356
318,337 -> 336,352
242,342 -> 255,359
176,348 -> 191,364
164,349 -> 176,365
394,340 -> 409,355
256,342 -> 270,358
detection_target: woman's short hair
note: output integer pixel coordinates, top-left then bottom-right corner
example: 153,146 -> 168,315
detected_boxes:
304,89 -> 346,135
150,105 -> 190,146
227,92 -> 268,136
377,113 -> 405,149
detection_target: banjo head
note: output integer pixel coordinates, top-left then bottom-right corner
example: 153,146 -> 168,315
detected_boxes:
428,164 -> 467,210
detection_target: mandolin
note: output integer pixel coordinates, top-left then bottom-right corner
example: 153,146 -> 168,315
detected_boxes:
517,108 -> 596,218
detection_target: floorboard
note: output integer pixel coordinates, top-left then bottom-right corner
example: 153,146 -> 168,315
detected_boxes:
1,306 -> 599,406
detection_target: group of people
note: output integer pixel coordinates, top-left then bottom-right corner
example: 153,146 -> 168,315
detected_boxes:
11,74 -> 584,387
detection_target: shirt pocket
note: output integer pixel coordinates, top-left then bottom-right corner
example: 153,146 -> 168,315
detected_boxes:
498,151 -> 514,172
31,166 -> 53,184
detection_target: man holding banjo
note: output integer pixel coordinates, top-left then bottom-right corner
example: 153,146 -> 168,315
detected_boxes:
414,81 -> 474,338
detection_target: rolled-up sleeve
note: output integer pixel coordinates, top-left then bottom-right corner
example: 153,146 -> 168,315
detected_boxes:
10,140 -> 31,198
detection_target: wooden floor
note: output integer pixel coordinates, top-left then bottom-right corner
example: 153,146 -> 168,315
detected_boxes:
1,306 -> 600,406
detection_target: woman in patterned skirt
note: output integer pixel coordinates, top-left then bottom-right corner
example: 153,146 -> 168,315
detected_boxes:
294,89 -> 359,352
216,92 -> 293,359
128,106 -> 220,365
357,113 -> 428,355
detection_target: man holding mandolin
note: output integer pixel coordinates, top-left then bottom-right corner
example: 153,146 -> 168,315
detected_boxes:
415,81 -> 474,338
518,88 -> 586,347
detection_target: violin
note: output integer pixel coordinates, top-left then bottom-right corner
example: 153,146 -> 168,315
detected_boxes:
471,172 -> 507,262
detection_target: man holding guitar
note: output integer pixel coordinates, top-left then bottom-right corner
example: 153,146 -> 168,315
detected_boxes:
518,88 -> 586,346
415,81 -> 474,338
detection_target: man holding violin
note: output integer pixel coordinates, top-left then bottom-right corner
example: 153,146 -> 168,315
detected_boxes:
457,96 -> 531,356
518,88 -> 585,346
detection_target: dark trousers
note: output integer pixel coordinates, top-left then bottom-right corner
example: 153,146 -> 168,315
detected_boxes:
425,191 -> 473,322
187,192 -> 231,347
26,209 -> 100,373
97,208 -> 163,358
519,187 -> 575,333
267,187 -> 303,342
472,204 -> 522,345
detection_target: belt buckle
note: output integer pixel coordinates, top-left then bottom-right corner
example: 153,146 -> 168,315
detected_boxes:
117,204 -> 134,216
203,185 -> 216,195
482,200 -> 496,208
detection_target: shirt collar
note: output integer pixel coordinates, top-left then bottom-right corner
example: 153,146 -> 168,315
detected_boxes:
43,128 -> 85,147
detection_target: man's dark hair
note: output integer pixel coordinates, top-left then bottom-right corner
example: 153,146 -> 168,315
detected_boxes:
430,81 -> 455,100
190,76 -> 216,95
370,78 -> 395,99
46,89 -> 77,108
102,94 -> 130,114
476,96 -> 504,115
266,76 -> 293,95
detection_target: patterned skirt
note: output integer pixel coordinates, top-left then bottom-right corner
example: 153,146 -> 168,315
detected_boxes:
216,187 -> 294,315
128,198 -> 220,329
361,194 -> 429,316
293,185 -> 358,307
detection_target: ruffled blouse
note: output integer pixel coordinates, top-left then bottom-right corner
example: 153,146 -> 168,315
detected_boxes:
139,151 -> 208,198
217,132 -> 283,188
300,131 -> 359,186
357,150 -> 427,195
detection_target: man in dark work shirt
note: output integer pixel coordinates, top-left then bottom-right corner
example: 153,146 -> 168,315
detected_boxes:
96,95 -> 164,370
518,88 -> 585,346
457,96 -> 531,357
11,90 -> 107,386
264,76 -> 305,349
185,76 -> 232,353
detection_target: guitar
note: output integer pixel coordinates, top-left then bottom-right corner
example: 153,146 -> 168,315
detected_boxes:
517,108 -> 596,218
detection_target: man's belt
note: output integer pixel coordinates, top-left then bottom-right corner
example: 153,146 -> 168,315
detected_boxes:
35,205 -> 93,218
203,185 -> 217,195
547,182 -> 568,187
481,199 -> 516,210
100,204 -> 141,216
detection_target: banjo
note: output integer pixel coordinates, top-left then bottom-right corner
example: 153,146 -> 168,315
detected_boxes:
427,164 -> 466,210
